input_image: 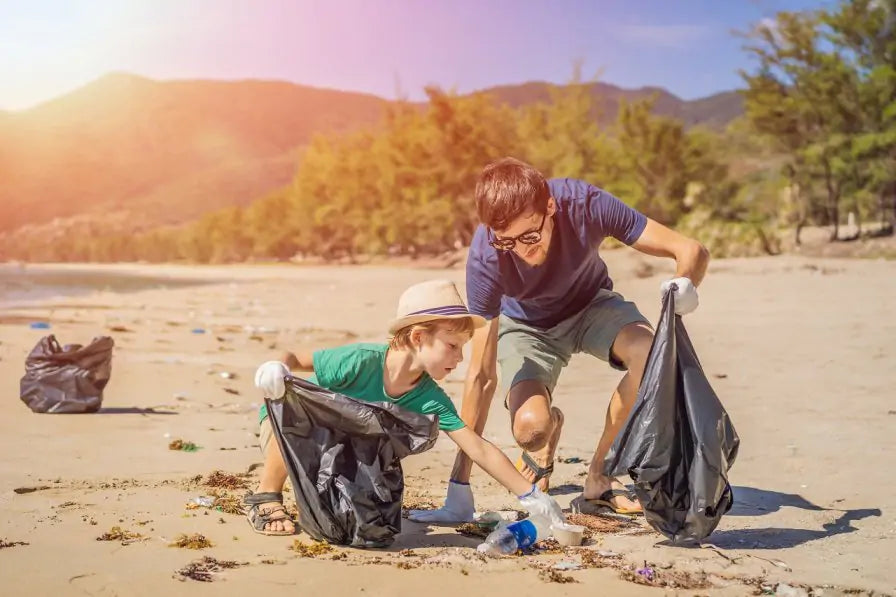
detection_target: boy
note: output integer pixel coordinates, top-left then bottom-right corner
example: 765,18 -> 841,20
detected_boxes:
246,279 -> 564,536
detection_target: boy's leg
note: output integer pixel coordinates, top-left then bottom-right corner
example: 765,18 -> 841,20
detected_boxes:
498,315 -> 571,492
576,291 -> 654,513
251,417 -> 294,533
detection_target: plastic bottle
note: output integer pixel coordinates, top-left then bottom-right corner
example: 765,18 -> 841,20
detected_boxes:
476,515 -> 551,556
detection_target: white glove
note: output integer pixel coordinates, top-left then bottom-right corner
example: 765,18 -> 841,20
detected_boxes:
406,480 -> 475,523
254,361 -> 290,399
518,486 -> 565,526
660,277 -> 699,315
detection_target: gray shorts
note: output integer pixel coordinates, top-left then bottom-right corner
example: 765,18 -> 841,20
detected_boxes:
497,289 -> 650,402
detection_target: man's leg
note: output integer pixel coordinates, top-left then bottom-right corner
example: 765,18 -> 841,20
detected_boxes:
498,315 -> 571,492
508,380 -> 564,492
582,321 -> 653,511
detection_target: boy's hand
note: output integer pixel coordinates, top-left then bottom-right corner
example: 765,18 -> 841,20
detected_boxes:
254,361 -> 290,399
518,486 -> 565,526
660,276 -> 699,315
406,481 -> 475,523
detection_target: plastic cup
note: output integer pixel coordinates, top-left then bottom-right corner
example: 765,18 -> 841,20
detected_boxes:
551,523 -> 585,546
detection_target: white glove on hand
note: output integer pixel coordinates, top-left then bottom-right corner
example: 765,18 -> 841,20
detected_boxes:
518,486 -> 565,526
660,277 -> 699,315
406,480 -> 475,523
254,361 -> 290,399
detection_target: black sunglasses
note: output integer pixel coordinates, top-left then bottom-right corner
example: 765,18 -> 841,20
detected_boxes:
489,212 -> 548,252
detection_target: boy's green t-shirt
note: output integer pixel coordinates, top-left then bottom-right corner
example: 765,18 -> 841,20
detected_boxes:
257,343 -> 465,432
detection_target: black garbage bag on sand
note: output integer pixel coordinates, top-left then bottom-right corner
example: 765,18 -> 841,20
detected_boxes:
603,287 -> 739,544
20,335 -> 115,414
265,376 -> 439,548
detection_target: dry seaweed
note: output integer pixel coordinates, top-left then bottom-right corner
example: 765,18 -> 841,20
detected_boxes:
395,561 -> 421,570
0,539 -> 29,549
455,522 -> 491,539
291,540 -> 334,557
211,490 -> 245,515
174,556 -> 246,582
96,526 -> 144,544
401,495 -> 437,514
169,439 -> 200,452
539,569 -> 577,584
619,563 -> 712,590
565,512 -> 640,536
575,548 -> 612,569
204,470 -> 251,490
532,538 -> 565,554
169,533 -> 213,549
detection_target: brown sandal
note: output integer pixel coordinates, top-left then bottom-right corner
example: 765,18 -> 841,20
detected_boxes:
244,491 -> 297,536
571,489 -> 643,516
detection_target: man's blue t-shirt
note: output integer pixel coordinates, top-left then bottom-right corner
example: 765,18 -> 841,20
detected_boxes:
466,178 -> 647,329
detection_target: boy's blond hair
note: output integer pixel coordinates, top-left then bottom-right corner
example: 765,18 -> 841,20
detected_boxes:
389,317 -> 476,350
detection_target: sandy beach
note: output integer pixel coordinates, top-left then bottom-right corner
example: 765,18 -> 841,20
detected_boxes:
1,251 -> 894,596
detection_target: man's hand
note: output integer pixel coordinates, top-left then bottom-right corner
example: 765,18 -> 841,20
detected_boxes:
254,361 -> 290,399
406,481 -> 475,523
661,277 -> 699,315
518,486 -> 565,526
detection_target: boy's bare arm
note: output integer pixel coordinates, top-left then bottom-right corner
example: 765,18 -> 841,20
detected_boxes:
281,350 -> 315,372
450,319 -> 500,482
447,427 -> 531,496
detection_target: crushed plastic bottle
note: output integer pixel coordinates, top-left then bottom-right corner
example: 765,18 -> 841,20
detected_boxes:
476,515 -> 551,556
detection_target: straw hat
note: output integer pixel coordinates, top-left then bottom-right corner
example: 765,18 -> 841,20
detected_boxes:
387,280 -> 488,335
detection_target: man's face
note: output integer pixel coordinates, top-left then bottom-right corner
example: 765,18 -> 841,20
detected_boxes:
491,198 -> 556,266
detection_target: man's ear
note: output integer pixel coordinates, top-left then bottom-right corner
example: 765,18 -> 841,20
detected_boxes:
546,197 -> 557,217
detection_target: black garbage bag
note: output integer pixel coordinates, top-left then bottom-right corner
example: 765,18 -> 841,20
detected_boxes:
265,376 -> 439,548
603,287 -> 739,544
20,335 -> 115,414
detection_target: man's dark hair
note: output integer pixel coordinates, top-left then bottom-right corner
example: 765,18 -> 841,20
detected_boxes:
474,157 -> 550,230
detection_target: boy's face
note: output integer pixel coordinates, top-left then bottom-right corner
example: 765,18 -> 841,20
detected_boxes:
491,197 -> 557,267
416,327 -> 472,381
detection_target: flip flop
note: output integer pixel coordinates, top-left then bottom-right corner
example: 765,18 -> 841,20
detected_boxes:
516,450 -> 554,485
570,489 -> 643,516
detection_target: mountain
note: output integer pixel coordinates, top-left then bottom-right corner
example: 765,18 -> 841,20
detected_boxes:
481,81 -> 743,129
0,73 -> 389,233
0,73 -> 743,236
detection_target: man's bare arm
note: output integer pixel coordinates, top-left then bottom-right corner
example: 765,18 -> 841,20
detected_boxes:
450,318 -> 500,482
631,218 -> 710,286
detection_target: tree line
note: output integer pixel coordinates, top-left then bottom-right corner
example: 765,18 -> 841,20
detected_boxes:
2,0 -> 892,263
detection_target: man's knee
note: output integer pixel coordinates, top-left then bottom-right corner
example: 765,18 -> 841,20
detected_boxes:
507,380 -> 553,451
513,409 -> 552,452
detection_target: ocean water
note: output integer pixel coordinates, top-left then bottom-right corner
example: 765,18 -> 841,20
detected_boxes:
0,264 -> 219,306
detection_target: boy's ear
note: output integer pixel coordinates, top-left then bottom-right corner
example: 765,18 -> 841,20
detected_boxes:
410,327 -> 424,348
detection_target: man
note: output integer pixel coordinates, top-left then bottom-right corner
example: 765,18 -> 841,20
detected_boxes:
409,157 -> 708,522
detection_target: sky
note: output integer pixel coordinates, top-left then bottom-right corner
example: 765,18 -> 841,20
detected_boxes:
0,0 -> 831,111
